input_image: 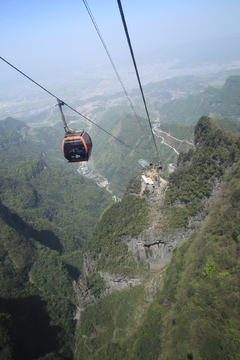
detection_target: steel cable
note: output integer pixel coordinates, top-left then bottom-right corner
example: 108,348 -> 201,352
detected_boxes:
82,0 -> 151,146
0,56 -> 148,158
117,0 -> 160,162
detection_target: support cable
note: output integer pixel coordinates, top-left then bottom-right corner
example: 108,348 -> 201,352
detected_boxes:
117,0 -> 160,162
82,0 -> 150,145
0,56 -> 144,157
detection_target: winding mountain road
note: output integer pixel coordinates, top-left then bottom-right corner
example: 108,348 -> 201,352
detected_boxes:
153,124 -> 194,155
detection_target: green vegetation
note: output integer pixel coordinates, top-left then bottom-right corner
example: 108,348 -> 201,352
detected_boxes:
124,172 -> 142,196
0,203 -> 75,359
0,117 -> 44,170
0,116 -> 84,172
87,194 -> 149,274
150,157 -> 240,359
214,117 -> 240,135
160,75 -> 240,125
76,158 -> 240,360
91,107 -> 193,197
168,206 -> 189,228
86,77 -> 240,197
158,122 -> 195,142
142,74 -> 208,94
0,124 -> 112,359
76,284 -> 149,360
165,116 -> 240,219
86,272 -> 106,295
75,116 -> 240,359
2,71 -> 240,359
90,108 -> 153,197
0,160 -> 112,254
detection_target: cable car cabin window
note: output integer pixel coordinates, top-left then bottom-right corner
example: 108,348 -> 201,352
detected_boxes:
63,136 -> 88,162
83,132 -> 92,157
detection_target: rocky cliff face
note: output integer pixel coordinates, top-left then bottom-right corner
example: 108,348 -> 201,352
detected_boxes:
74,253 -> 145,316
98,271 -> 144,293
73,262 -> 162,324
125,176 -> 225,270
74,117 -> 240,360
124,188 -> 196,270
73,178 -> 189,316
125,230 -> 194,270
83,253 -> 144,293
82,252 -> 96,277
73,164 -> 225,319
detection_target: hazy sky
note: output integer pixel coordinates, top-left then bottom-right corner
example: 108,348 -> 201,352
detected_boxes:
1,0 -> 240,83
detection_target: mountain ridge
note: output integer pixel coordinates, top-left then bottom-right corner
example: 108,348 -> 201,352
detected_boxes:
74,116 -> 240,359
1,76 -> 240,358
160,75 -> 240,125
0,149 -> 112,358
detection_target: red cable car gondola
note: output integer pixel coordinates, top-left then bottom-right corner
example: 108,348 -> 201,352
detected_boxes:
57,100 -> 92,163
62,131 -> 92,162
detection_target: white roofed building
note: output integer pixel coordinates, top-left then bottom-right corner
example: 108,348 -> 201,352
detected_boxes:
142,175 -> 154,185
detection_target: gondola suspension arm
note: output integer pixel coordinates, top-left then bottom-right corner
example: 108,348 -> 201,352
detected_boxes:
56,99 -> 81,136
56,100 -> 69,132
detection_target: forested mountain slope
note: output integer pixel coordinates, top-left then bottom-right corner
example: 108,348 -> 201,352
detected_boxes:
0,114 -> 191,198
0,198 -> 75,359
75,116 -> 240,360
0,116 -> 77,171
1,80 -> 240,359
0,117 -> 45,169
160,75 -> 240,125
90,107 -> 193,197
0,129 -> 112,359
0,159 -> 111,254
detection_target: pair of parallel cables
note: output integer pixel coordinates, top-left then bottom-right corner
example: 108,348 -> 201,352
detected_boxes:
83,0 -> 159,161
0,0 -> 160,162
